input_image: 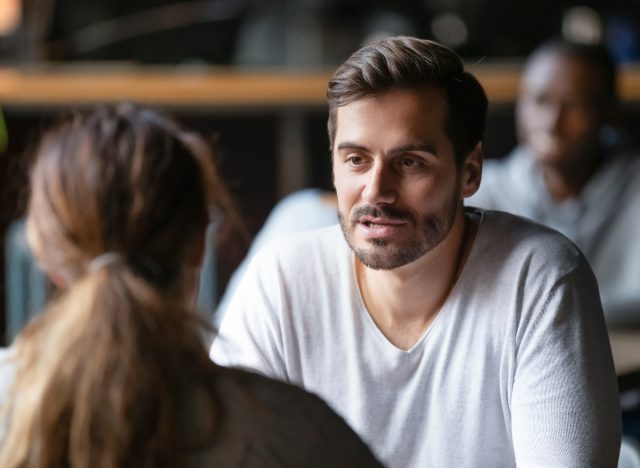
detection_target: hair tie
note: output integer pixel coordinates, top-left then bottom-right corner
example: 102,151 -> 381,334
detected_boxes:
89,252 -> 125,272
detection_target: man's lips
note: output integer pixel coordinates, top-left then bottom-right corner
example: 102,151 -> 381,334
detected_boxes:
349,205 -> 413,238
357,216 -> 409,238
358,215 -> 407,227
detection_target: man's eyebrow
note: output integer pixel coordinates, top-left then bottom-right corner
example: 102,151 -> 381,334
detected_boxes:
335,142 -> 438,156
336,142 -> 369,152
389,143 -> 438,156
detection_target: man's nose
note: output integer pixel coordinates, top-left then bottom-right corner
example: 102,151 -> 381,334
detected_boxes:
540,102 -> 566,132
362,162 -> 396,205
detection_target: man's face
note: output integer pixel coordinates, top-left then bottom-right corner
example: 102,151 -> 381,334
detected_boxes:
332,88 -> 471,270
517,53 -> 607,169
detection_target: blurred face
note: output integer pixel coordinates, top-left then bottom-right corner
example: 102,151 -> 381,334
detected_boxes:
517,52 -> 608,170
332,88 -> 479,270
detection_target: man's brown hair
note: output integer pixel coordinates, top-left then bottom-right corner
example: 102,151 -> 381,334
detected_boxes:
327,36 -> 488,166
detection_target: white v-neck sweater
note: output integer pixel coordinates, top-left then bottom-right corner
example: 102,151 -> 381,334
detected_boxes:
212,209 -> 621,468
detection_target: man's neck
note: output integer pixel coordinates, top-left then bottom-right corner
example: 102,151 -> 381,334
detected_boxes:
541,149 -> 603,201
356,209 -> 477,351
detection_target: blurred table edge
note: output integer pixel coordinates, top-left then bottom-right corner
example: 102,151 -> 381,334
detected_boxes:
610,329 -> 640,391
0,62 -> 638,109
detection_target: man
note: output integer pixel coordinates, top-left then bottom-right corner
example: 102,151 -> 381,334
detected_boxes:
468,39 -> 640,326
212,36 -> 621,467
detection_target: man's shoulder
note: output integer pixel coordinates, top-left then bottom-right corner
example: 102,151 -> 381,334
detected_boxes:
477,209 -> 585,267
471,210 -> 598,311
242,224 -> 351,288
480,208 -> 579,245
256,224 -> 346,263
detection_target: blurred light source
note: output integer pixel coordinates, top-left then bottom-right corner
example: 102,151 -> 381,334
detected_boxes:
606,14 -> 640,63
362,11 -> 417,46
431,13 -> 468,48
425,0 -> 462,11
562,6 -> 602,44
0,0 -> 20,36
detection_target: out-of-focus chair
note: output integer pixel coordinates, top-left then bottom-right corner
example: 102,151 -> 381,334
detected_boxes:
619,437 -> 640,468
4,218 -> 49,343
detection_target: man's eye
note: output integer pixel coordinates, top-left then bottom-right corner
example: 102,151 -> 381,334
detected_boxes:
346,155 -> 364,165
401,158 -> 421,168
533,96 -> 547,106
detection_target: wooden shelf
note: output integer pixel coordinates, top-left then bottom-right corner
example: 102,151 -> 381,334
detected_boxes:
1,63 -> 639,109
0,68 -> 333,109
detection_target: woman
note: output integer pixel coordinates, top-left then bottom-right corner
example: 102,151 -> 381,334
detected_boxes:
0,104 -> 380,467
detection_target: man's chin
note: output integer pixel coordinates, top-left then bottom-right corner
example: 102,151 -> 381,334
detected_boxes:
355,250 -> 404,271
352,240 -> 427,271
530,148 -> 570,167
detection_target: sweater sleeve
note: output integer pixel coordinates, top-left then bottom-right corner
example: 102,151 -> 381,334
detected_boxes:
510,256 -> 621,467
210,247 -> 289,382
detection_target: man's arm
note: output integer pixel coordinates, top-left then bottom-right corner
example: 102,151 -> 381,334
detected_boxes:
511,259 -> 621,467
210,249 -> 289,381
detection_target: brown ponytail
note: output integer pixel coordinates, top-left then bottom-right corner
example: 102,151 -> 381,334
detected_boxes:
0,104 -> 229,467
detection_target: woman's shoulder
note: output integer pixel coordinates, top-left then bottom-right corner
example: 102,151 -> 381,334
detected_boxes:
0,347 -> 16,402
206,365 -> 382,467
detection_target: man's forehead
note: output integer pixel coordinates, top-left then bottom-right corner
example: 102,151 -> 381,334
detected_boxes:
334,87 -> 449,119
331,88 -> 454,157
522,53 -> 607,97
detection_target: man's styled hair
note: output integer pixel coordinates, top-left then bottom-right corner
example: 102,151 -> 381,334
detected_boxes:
327,36 -> 488,165
527,38 -> 618,106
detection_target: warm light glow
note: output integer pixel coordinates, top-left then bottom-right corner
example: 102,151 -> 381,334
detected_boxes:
431,13 -> 468,48
562,6 -> 602,44
0,0 -> 21,35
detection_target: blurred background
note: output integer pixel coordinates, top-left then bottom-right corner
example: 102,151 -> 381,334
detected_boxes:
1,0 -> 640,341
2,0 -> 640,65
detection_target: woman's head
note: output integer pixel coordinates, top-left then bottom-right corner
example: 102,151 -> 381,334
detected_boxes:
1,104 -> 229,468
27,103 -> 225,297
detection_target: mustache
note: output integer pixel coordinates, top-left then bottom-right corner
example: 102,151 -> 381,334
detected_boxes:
350,205 -> 413,223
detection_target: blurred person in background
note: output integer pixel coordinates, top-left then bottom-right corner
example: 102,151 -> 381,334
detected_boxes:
0,104 -> 381,468
468,38 -> 640,327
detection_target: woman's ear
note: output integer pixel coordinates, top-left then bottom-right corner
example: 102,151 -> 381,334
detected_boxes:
189,225 -> 207,268
461,142 -> 483,198
183,225 -> 209,307
47,271 -> 67,289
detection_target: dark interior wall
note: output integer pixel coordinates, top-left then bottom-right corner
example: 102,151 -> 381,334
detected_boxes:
49,2 -> 244,63
6,0 -> 640,65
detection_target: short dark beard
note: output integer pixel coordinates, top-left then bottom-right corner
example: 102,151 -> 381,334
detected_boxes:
338,190 -> 460,270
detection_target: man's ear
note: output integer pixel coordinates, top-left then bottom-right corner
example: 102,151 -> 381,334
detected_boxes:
461,142 -> 483,198
330,151 -> 336,189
